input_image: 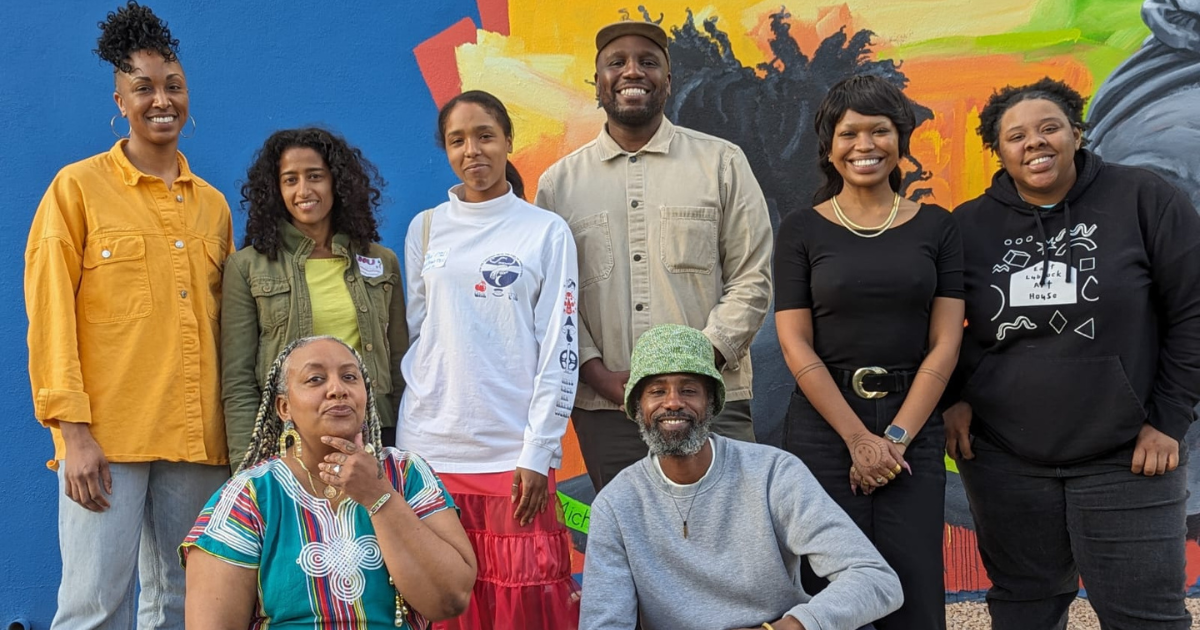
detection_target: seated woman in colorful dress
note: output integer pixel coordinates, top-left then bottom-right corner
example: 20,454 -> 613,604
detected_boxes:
182,336 -> 476,628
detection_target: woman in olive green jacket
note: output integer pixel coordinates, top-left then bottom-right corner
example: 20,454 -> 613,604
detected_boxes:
222,128 -> 406,464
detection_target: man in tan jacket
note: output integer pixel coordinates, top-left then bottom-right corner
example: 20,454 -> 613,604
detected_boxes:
536,20 -> 773,490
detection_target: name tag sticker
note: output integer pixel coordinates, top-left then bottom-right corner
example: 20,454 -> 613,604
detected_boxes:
356,255 -> 384,278
423,249 -> 449,273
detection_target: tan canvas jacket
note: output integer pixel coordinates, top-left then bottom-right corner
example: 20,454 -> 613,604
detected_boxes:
536,118 -> 773,410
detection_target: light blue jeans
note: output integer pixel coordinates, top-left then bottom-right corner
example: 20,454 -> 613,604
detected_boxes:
51,461 -> 228,630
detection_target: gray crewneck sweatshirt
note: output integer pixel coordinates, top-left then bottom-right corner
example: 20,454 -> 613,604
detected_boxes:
581,435 -> 902,630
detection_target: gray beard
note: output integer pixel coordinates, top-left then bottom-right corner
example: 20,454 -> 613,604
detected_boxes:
636,407 -> 712,457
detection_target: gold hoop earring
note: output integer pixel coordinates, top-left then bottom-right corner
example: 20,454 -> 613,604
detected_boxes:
110,115 -> 130,139
179,115 -> 197,139
279,420 -> 301,458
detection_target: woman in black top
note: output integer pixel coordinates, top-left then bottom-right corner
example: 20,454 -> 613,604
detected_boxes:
774,75 -> 964,630
945,78 -> 1200,629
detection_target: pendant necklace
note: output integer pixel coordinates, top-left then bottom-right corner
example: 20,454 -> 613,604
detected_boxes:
295,456 -> 340,500
832,192 -> 900,238
670,490 -> 701,538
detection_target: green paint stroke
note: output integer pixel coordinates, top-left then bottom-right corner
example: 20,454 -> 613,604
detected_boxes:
559,491 -> 590,534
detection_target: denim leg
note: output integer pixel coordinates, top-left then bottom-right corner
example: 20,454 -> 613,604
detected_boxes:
52,462 -> 150,630
1065,456 -> 1191,630
958,439 -> 1075,630
136,461 -> 229,630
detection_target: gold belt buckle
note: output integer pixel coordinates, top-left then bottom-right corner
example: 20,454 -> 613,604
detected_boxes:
852,366 -> 889,399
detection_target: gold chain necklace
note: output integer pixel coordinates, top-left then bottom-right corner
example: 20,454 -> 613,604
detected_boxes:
295,456 -> 341,500
831,192 -> 901,238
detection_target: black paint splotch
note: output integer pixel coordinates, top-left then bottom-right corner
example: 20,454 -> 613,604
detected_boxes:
666,7 -> 934,231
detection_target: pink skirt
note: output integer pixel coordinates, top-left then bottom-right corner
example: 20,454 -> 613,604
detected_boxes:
434,470 -> 580,630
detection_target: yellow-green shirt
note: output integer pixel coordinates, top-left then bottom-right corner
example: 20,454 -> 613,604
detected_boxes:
304,257 -> 362,351
25,141 -> 234,469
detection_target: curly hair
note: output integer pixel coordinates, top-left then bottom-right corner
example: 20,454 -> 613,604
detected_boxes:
94,1 -> 179,73
238,336 -> 385,473
813,74 -> 918,204
976,77 -> 1090,152
241,127 -> 384,259
436,90 -> 526,200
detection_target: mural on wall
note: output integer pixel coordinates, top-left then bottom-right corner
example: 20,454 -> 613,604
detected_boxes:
415,0 -> 1200,596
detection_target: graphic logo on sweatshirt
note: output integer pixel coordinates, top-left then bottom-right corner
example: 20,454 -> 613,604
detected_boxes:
478,254 -> 522,300
986,223 -> 1100,342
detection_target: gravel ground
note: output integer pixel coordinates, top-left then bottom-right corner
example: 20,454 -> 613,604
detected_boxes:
946,598 -> 1200,629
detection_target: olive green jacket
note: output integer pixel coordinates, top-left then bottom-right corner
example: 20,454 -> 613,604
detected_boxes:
221,220 -> 406,461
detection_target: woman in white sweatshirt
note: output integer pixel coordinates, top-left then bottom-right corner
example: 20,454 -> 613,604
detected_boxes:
398,90 -> 581,630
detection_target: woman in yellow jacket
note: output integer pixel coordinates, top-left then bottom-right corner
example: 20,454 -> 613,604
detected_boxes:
23,3 -> 233,627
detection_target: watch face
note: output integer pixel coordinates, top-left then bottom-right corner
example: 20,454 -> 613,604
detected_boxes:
885,425 -> 907,442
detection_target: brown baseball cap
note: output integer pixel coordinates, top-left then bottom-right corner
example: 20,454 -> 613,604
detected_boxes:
595,21 -> 670,65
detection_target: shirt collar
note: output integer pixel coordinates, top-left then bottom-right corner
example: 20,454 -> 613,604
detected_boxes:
279,218 -> 351,256
596,116 -> 676,161
108,139 -> 202,188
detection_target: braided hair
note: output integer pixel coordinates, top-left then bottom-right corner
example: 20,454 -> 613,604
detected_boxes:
237,336 -> 385,473
95,2 -> 180,74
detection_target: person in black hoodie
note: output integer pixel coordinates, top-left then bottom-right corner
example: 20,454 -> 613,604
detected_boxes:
946,78 -> 1200,629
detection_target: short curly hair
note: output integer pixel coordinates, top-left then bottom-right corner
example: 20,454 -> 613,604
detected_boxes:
976,77 -> 1090,152
241,127 -> 384,259
94,2 -> 179,74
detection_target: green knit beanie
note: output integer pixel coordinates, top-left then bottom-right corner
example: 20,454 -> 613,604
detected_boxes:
624,324 -> 726,419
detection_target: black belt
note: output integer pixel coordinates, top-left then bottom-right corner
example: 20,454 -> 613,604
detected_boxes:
827,366 -> 917,399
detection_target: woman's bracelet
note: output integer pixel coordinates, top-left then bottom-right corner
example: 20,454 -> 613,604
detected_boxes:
761,623 -> 776,630
367,492 -> 392,516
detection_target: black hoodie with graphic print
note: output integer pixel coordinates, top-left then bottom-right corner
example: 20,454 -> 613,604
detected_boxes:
950,149 -> 1200,465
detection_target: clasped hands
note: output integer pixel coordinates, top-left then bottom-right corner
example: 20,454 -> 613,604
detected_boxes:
846,431 -> 909,495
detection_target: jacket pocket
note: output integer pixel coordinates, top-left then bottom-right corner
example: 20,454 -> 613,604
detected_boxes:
81,234 -> 151,323
249,277 -> 292,331
363,271 -> 398,327
568,212 -> 614,289
201,239 -> 226,321
660,206 -> 718,274
964,354 -> 1146,464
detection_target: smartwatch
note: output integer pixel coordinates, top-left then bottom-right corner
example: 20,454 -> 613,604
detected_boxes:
884,424 -> 912,447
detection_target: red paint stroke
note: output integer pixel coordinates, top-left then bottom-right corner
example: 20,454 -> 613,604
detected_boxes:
1187,538 -> 1200,591
944,524 -> 991,593
477,0 -> 510,35
414,17 -> 478,107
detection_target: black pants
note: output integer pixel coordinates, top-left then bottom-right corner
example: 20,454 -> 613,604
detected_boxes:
573,400 -> 755,492
785,387 -> 946,630
960,434 -> 1191,630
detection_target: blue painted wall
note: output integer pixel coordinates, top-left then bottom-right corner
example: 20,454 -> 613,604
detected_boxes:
0,1 -> 479,624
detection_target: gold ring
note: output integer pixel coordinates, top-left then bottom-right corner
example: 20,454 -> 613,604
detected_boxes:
892,464 -> 902,474
886,471 -> 895,480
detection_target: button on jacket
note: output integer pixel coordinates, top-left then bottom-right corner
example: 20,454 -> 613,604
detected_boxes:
536,118 -> 773,410
221,220 -> 406,460
25,141 -> 234,469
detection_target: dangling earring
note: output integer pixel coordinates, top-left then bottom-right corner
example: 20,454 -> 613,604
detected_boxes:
179,115 -> 197,139
279,420 -> 301,458
110,115 -> 130,139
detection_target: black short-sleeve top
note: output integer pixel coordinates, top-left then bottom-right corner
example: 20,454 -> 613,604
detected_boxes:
773,203 -> 964,370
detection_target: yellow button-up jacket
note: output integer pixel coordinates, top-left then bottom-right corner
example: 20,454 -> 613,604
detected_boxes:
25,141 -> 233,469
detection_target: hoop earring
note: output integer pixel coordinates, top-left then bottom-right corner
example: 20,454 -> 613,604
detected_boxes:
110,115 -> 130,139
179,115 -> 197,139
279,420 -> 301,458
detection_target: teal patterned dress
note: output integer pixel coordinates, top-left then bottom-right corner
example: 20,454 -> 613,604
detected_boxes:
181,448 -> 456,629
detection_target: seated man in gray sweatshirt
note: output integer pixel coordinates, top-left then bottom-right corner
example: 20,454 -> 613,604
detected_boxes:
581,324 -> 903,630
